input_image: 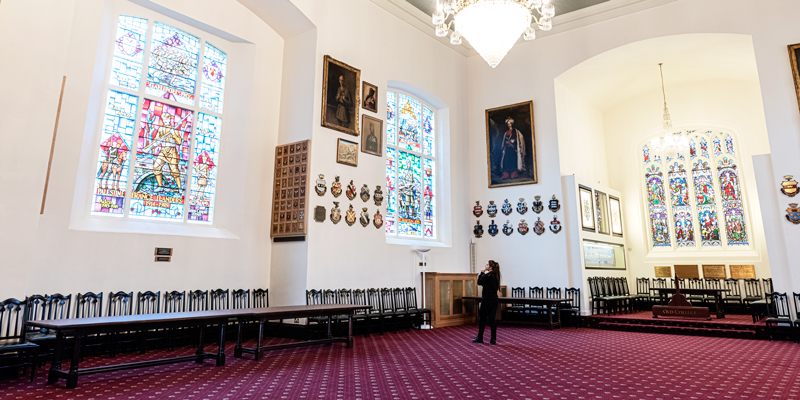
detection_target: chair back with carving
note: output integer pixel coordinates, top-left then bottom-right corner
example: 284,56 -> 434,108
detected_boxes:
0,298 -> 29,342
393,288 -> 407,312
705,279 -> 722,290
136,291 -> 161,315
744,279 -> 764,300
164,291 -> 186,313
210,289 -> 230,310
107,291 -> 134,317
564,288 -> 581,311
336,289 -> 352,305
636,278 -> 651,295
306,289 -> 323,306
352,289 -> 368,315
723,279 -> 741,299
528,287 -> 543,298
231,289 -> 250,309
652,278 -> 667,289
188,290 -> 209,311
379,288 -> 395,313
366,288 -> 382,316
546,287 -> 562,299
75,292 -> 103,318
253,289 -> 269,308
767,292 -> 790,318
763,278 -> 774,294
322,289 -> 337,305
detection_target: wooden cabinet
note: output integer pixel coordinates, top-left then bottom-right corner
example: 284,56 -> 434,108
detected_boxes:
423,272 -> 478,328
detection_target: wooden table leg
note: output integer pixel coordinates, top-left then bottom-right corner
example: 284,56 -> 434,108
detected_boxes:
547,304 -> 554,330
716,294 -> 725,319
66,335 -> 82,389
347,314 -> 353,348
47,331 -> 64,384
216,324 -> 226,367
326,315 -> 333,344
234,319 -> 243,358
195,326 -> 205,364
255,321 -> 264,361
555,302 -> 562,329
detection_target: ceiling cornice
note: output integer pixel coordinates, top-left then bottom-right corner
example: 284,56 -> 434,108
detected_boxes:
370,0 -> 678,58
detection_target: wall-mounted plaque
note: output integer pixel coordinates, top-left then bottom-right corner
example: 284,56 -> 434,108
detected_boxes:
702,264 -> 726,279
313,206 -> 326,222
271,140 -> 311,239
654,266 -> 672,278
674,265 -> 700,279
609,196 -> 623,237
729,265 -> 756,280
155,256 -> 171,262
579,186 -> 595,231
154,248 -> 173,256
582,240 -> 625,270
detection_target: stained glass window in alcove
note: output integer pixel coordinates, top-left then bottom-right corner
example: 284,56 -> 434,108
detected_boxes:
645,165 -> 671,247
110,16 -> 148,90
423,158 -> 435,238
188,112 -> 221,223
91,90 -> 138,216
718,157 -> 748,245
386,91 -> 397,146
131,99 -> 193,220
199,43 -> 227,113
692,160 -> 721,247
397,94 -> 422,153
643,145 -> 650,164
146,22 -> 200,106
385,147 -> 398,235
668,163 -> 695,247
713,135 -> 722,157
725,134 -> 735,155
397,151 -> 422,237
422,105 -> 435,157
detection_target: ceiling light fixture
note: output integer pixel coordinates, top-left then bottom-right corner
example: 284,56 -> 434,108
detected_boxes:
650,63 -> 689,160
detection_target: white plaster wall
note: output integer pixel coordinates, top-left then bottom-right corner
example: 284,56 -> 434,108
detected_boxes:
0,0 -> 284,298
555,81 -> 609,187
604,80 -> 771,280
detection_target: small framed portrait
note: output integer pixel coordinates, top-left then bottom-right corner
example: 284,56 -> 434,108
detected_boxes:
321,55 -> 360,136
609,196 -> 623,237
789,43 -> 800,115
336,138 -> 359,167
361,115 -> 383,156
485,101 -> 537,187
362,81 -> 378,113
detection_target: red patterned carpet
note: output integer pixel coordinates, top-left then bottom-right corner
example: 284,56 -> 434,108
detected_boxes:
2,325 -> 799,399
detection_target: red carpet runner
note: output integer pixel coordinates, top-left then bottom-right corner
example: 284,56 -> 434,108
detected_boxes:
1,325 -> 798,399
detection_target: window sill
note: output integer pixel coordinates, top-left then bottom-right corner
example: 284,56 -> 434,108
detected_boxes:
386,236 -> 450,248
68,216 -> 239,239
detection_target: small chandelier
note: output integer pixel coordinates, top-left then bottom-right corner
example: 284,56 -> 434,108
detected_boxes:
650,63 -> 689,160
432,0 -> 555,68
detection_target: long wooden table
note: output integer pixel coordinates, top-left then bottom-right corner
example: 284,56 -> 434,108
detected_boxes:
463,296 -> 572,330
649,288 -> 730,319
27,304 -> 369,389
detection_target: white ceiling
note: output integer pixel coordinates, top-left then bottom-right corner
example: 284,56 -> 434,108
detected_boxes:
556,33 -> 761,112
405,0 -> 610,18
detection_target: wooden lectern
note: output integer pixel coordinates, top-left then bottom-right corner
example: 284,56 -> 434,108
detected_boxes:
652,274 -> 711,320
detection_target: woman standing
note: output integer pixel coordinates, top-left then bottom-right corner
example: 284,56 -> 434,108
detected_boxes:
473,260 -> 501,345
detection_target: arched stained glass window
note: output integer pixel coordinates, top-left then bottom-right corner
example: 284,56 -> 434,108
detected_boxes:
641,129 -> 749,249
91,15 -> 227,224
386,90 -> 438,239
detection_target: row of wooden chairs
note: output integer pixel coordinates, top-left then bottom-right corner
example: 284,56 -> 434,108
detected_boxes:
305,288 -> 430,337
504,287 -> 581,327
588,277 -> 639,315
763,292 -> 800,342
636,277 -> 773,320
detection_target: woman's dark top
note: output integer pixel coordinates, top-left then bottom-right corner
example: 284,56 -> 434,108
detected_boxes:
478,272 -> 499,300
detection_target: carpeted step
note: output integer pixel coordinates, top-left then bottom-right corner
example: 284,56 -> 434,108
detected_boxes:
597,321 -> 758,339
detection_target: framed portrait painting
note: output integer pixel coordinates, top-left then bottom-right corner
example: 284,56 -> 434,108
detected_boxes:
362,81 -> 378,113
361,115 -> 383,157
336,138 -> 358,167
609,195 -> 623,237
321,55 -> 360,136
485,101 -> 537,187
789,43 -> 800,115
579,186 -> 595,231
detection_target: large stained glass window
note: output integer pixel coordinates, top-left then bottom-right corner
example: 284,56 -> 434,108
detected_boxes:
641,129 -> 748,249
386,90 -> 437,239
146,22 -> 200,106
90,16 -> 227,225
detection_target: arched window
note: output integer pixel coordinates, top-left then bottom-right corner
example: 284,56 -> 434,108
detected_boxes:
641,129 -> 749,250
385,90 -> 437,239
91,15 -> 226,224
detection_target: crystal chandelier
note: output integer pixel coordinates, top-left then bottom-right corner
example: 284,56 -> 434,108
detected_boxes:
650,63 -> 689,160
432,0 -> 555,68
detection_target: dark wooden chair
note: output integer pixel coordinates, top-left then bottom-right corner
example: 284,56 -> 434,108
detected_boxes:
765,292 -> 794,342
252,289 -> 269,308
404,287 -> 431,329
703,279 -> 722,310
528,286 -> 545,315
136,291 -> 161,353
763,278 -> 774,294
163,291 -> 186,350
351,289 -> 375,336
25,293 -> 71,368
635,278 -> 652,309
305,290 -> 325,339
504,287 -> 526,319
793,293 -> 800,342
0,298 -> 38,382
380,288 -> 399,333
651,278 -> 667,304
722,279 -> 742,313
686,278 -> 705,304
366,288 -> 386,335
392,288 -> 413,332
743,279 -> 766,322
74,292 -> 103,358
107,291 -> 134,357
232,289 -> 250,309
210,289 -> 230,310
332,289 -> 353,335
587,277 -> 605,315
561,288 -> 581,328
188,290 -> 209,311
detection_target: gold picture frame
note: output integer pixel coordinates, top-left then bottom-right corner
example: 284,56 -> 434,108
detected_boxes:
336,138 -> 358,167
360,115 -> 383,157
789,43 -> 800,115
321,55 -> 360,136
485,100 -> 537,187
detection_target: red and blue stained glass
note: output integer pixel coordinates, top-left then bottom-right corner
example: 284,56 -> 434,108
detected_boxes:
131,99 -> 193,220
146,22 -> 200,106
669,163 -> 694,247
423,158 -> 435,238
645,165 -> 670,247
717,157 -> 748,245
188,113 -> 221,223
110,16 -> 147,90
199,43 -> 227,113
725,134 -> 735,155
643,145 -> 651,164
386,91 -> 397,146
397,151 -> 422,237
712,136 -> 722,157
422,105 -> 435,157
692,160 -> 721,247
92,90 -> 138,216
385,147 -> 397,234
700,137 -> 709,159
397,94 -> 422,153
